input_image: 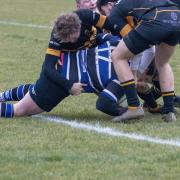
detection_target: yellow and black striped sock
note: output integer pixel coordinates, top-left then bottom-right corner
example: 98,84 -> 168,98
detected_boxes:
162,91 -> 175,113
121,79 -> 140,110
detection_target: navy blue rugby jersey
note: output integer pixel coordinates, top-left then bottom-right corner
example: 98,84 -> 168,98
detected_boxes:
58,38 -> 120,93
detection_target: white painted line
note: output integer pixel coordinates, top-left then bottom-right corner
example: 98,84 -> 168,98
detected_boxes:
0,20 -> 51,29
34,115 -> 180,148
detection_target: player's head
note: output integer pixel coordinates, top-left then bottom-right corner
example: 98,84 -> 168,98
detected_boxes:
96,0 -> 117,15
54,12 -> 81,43
76,0 -> 97,12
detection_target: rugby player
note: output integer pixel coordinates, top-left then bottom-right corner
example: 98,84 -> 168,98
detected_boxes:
43,9 -> 118,94
0,36 -> 127,118
96,0 -> 155,83
96,0 -> 180,116
76,0 -> 97,12
107,0 -> 180,122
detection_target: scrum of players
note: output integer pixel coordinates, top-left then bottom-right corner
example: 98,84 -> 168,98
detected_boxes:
0,0 -> 180,123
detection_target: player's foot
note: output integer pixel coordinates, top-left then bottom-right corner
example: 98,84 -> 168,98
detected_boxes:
162,112 -> 176,122
112,106 -> 144,123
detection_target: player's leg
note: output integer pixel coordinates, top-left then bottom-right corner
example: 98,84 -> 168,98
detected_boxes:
0,84 -> 34,102
155,43 -> 176,122
14,92 -> 43,116
96,79 -> 126,116
0,92 -> 43,118
136,54 -> 161,113
0,73 -> 69,118
111,37 -> 145,122
111,7 -> 180,122
137,86 -> 161,114
96,95 -> 125,116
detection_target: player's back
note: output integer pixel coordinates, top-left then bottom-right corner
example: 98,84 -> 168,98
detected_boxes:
114,0 -> 176,19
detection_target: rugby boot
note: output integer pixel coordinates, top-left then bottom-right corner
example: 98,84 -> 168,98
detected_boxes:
162,112 -> 176,122
117,106 -> 128,116
147,104 -> 161,114
112,106 -> 144,123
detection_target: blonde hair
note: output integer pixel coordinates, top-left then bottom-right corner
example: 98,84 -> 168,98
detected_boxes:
54,12 -> 81,40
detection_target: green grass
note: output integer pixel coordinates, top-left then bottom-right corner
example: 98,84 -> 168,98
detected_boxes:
0,120 -> 180,180
0,0 -> 180,179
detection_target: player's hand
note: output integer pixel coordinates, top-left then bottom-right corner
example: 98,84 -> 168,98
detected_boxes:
69,82 -> 87,96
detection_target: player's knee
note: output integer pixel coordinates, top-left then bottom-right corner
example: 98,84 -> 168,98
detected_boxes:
96,95 -> 111,110
96,95 -> 119,116
96,96 -> 104,112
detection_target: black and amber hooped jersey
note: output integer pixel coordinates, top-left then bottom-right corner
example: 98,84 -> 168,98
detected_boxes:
46,9 -> 117,60
108,0 -> 177,37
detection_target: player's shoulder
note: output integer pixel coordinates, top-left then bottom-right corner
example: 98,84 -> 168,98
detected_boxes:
75,9 -> 93,18
75,9 -> 97,24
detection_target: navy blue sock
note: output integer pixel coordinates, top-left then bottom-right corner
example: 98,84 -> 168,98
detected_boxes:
0,103 -> 14,118
121,79 -> 140,109
162,91 -> 175,113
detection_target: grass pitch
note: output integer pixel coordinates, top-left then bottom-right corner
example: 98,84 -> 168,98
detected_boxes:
0,0 -> 180,179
